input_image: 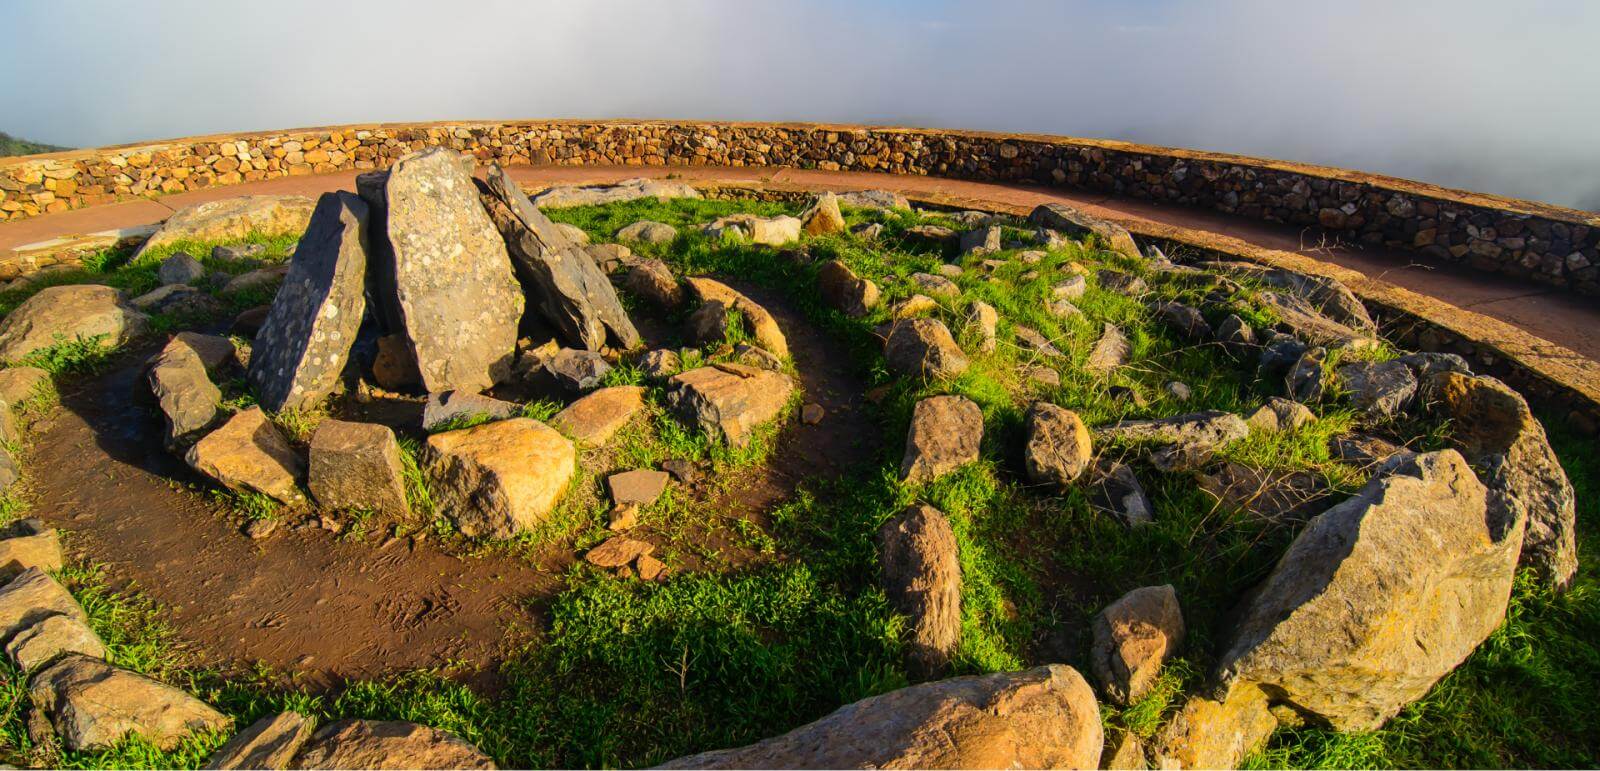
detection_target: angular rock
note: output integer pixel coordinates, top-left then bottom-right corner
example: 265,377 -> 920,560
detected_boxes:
1156,302 -> 1211,341
851,222 -> 885,240
900,395 -> 983,483
892,294 -> 941,318
1200,260 -> 1375,332
1425,372 -> 1577,590
1397,351 -> 1471,380
1258,333 -> 1308,378
550,385 -> 644,446
423,418 -> 574,539
1092,585 -> 1184,705
686,300 -> 731,346
1152,686 -> 1277,770
1096,411 -> 1248,450
583,536 -> 655,568
246,191 -> 370,412
684,278 -> 788,358
185,408 -> 304,503
585,243 -> 633,274
554,223 -> 590,246
7,612 -> 106,671
481,165 -> 640,351
1216,450 -> 1524,730
30,654 -> 231,751
658,665 -> 1102,770
532,177 -> 700,209
147,339 -> 222,449
1216,313 -> 1256,352
158,252 -> 206,285
220,265 -> 289,297
1085,323 -> 1130,373
666,365 -> 794,447
838,189 -> 912,211
211,243 -> 267,262
546,348 -> 611,392
308,419 -> 410,518
134,195 -> 315,260
733,343 -> 783,371
617,220 -> 678,244
877,504 -> 961,675
1258,291 -> 1368,346
638,349 -> 680,379
800,192 -> 847,236
294,719 -> 495,770
0,529 -> 62,578
1337,359 -> 1417,418
1092,461 -> 1154,527
1104,732 -> 1148,770
623,258 -> 684,310
800,402 -> 825,424
884,318 -> 968,379
905,224 -> 957,248
1246,397 -> 1316,434
1014,324 -> 1063,358
130,284 -> 219,317
0,285 -> 148,363
636,553 -> 668,580
703,214 -> 802,246
1328,433 -> 1409,470
1053,274 -> 1088,300
958,226 -> 1001,256
422,390 -> 520,431
1029,203 -> 1142,261
1197,462 -> 1332,527
816,260 -> 879,318
1025,403 -> 1092,487
608,469 -> 670,507
0,568 -> 86,642
359,149 -> 522,393
170,331 -> 236,372
1099,269 -> 1148,296
1164,380 -> 1192,402
1285,346 -> 1328,402
204,711 -> 315,771
965,300 -> 998,352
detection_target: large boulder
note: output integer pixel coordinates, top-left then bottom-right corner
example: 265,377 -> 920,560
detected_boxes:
666,365 -> 794,447
147,337 -> 222,449
550,385 -> 645,446
480,164 -> 640,351
1425,372 -> 1577,590
358,149 -> 522,393
133,195 -> 314,260
0,285 -> 148,363
623,258 -> 684,310
308,419 -> 410,518
900,395 -> 983,483
204,711 -> 315,770
877,504 -> 962,675
1024,402 -> 1092,487
684,278 -> 788,358
1028,203 -> 1141,261
246,191 -> 370,411
1216,450 -> 1524,730
423,418 -> 575,539
884,318 -> 969,379
184,408 -> 304,503
29,654 -> 231,751
531,177 -> 700,209
1091,585 -> 1185,705
294,719 -> 496,770
816,260 -> 879,318
658,665 -> 1102,770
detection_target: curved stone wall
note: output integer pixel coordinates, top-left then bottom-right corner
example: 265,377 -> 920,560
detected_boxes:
3,120 -> 1598,294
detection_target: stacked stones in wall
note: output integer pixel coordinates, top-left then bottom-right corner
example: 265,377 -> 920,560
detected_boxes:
3,121 -> 1596,294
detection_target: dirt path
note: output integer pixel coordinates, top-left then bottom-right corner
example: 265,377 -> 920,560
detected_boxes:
22,284 -> 875,685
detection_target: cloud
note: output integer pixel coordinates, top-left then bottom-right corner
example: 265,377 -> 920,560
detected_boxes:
3,0 -> 1598,209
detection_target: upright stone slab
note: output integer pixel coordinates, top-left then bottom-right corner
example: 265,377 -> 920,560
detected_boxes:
147,338 -> 222,449
359,148 -> 522,393
480,164 -> 640,351
246,191 -> 370,412
877,504 -> 962,675
308,419 -> 410,518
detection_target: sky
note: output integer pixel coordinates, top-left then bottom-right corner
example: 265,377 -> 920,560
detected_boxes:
5,0 -> 1599,210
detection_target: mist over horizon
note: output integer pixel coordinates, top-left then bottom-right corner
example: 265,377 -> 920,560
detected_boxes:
5,0 -> 1598,210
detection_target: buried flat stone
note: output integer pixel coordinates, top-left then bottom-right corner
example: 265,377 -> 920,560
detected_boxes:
900,395 -> 983,484
658,665 -> 1102,770
30,654 -> 231,751
1095,410 -> 1248,450
877,504 -> 962,676
185,408 -> 304,504
359,148 -> 522,393
293,719 -> 496,770
909,271 -> 960,298
147,338 -> 222,449
533,178 -> 701,209
1028,202 -> 1142,261
666,365 -> 794,447
702,214 -> 803,246
550,385 -> 645,446
1085,323 -> 1130,374
423,418 -> 575,539
134,195 -> 315,261
480,164 -> 640,351
7,612 -> 107,671
584,536 -> 655,568
308,419 -> 410,518
422,390 -> 520,431
1246,396 -> 1316,434
884,318 -> 969,379
684,277 -> 789,358
617,220 -> 678,244
204,711 -> 315,771
608,469 -> 670,507
0,284 -> 148,363
1091,585 -> 1185,705
246,191 -> 370,412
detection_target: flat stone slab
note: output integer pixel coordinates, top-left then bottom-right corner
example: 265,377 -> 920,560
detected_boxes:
550,385 -> 644,446
607,469 -> 670,507
666,365 -> 794,447
30,654 -> 231,751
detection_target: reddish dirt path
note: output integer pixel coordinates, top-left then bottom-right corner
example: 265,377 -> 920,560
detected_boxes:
5,164 -> 1598,365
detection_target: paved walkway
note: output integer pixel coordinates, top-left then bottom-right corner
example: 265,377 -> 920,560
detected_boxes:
5,164 -> 1598,363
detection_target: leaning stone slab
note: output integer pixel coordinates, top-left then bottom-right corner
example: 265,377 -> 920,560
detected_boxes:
684,277 -> 789,358
294,719 -> 496,770
666,365 -> 794,447
481,164 -> 640,351
246,191 -> 370,412
205,711 -> 315,770
148,333 -> 223,449
7,612 -> 107,671
29,654 -> 231,751
877,504 -> 962,676
900,395 -> 983,483
1216,450 -> 1523,730
1028,203 -> 1142,261
308,419 -> 410,518
359,148 -> 523,393
184,407 -> 304,503
550,386 -> 645,446
658,665 -> 1102,770
0,567 -> 86,642
0,285 -> 148,363
133,195 -> 315,260
423,418 -> 575,539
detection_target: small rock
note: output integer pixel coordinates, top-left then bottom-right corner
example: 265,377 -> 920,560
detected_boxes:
244,518 -> 278,540
158,252 -> 206,285
638,349 -> 681,379
1048,298 -> 1083,320
623,258 -> 684,310
546,348 -> 612,392
185,408 -> 304,503
1285,346 -> 1328,402
308,419 -> 410,518
909,272 -> 960,298
852,222 -> 885,240
1025,366 -> 1061,387
891,294 -> 941,318
585,243 -> 634,274
293,719 -> 494,770
204,711 -> 314,771
1152,687 -> 1276,770
800,193 -> 847,236
550,385 -> 645,446
817,260 -> 880,318
1028,203 -> 1143,261
370,334 -> 421,390
210,243 -> 267,262
958,226 -> 1002,256
1328,433 -> 1409,469
1052,275 -> 1088,300
685,278 -> 788,358
900,395 -> 983,483
617,220 -> 678,244
1246,397 -> 1316,433
935,263 -> 963,279
608,469 -> 670,507
220,265 -> 289,296
1085,323 -> 1130,373
1013,324 -> 1063,358
884,319 -> 969,379
965,301 -> 998,353
1092,585 -> 1185,705
421,390 -> 520,431
1164,381 -> 1192,401
1092,462 -> 1154,526
0,529 -> 62,579
801,403 -> 825,424
1258,333 -> 1309,378
1099,269 -> 1147,296
636,553 -> 668,581
661,459 -> 699,485
733,343 -> 784,371
1024,403 -> 1092,487
607,503 -> 639,531
877,504 -> 962,675
838,189 -> 912,211
1156,302 -> 1211,340
1217,314 -> 1256,352
1396,351 -> 1471,380
1337,360 -> 1417,418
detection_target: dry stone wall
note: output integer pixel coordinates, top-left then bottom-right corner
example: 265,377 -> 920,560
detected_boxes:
3,120 -> 1598,294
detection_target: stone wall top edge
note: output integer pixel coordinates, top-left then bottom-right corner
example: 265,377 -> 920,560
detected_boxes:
3,117 -> 1596,227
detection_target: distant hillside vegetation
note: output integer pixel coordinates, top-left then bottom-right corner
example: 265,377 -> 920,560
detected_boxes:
0,131 -> 69,157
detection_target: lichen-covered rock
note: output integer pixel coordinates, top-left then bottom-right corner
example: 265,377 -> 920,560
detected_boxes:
800,192 -> 847,236
157,252 -> 205,285
246,191 -> 369,412
134,195 -> 314,260
29,654 -> 231,751
617,220 -> 678,244
421,390 -> 520,432
550,385 -> 645,446
1216,450 -> 1523,730
1092,585 -> 1184,705
1258,291 -> 1369,346
958,226 -> 1002,256
658,665 -> 1102,770
204,711 -> 314,771
0,285 -> 148,363
480,164 -> 639,351
885,318 -> 968,379
1025,402 -> 1092,487
1425,372 -> 1577,590
358,148 -> 522,393
1338,359 -> 1417,418
666,365 -> 794,447
901,395 -> 983,483
816,260 -> 879,318
1152,686 -> 1277,770
423,418 -> 575,539
1028,203 -> 1141,261
308,419 -> 410,518
532,178 -> 700,209
1085,323 -> 1130,374
294,719 -> 496,770
1156,301 -> 1210,340
1014,324 -> 1064,358
1246,397 -> 1316,434
684,278 -> 788,358
147,337 -> 222,449
623,258 -> 684,310
184,408 -> 304,503
877,504 -> 962,675
838,189 -> 912,211
965,300 -> 998,353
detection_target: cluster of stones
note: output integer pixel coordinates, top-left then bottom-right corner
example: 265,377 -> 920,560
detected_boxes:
4,120 -> 1597,295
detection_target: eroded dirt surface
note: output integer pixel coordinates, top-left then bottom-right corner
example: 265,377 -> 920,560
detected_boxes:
23,281 -> 877,685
